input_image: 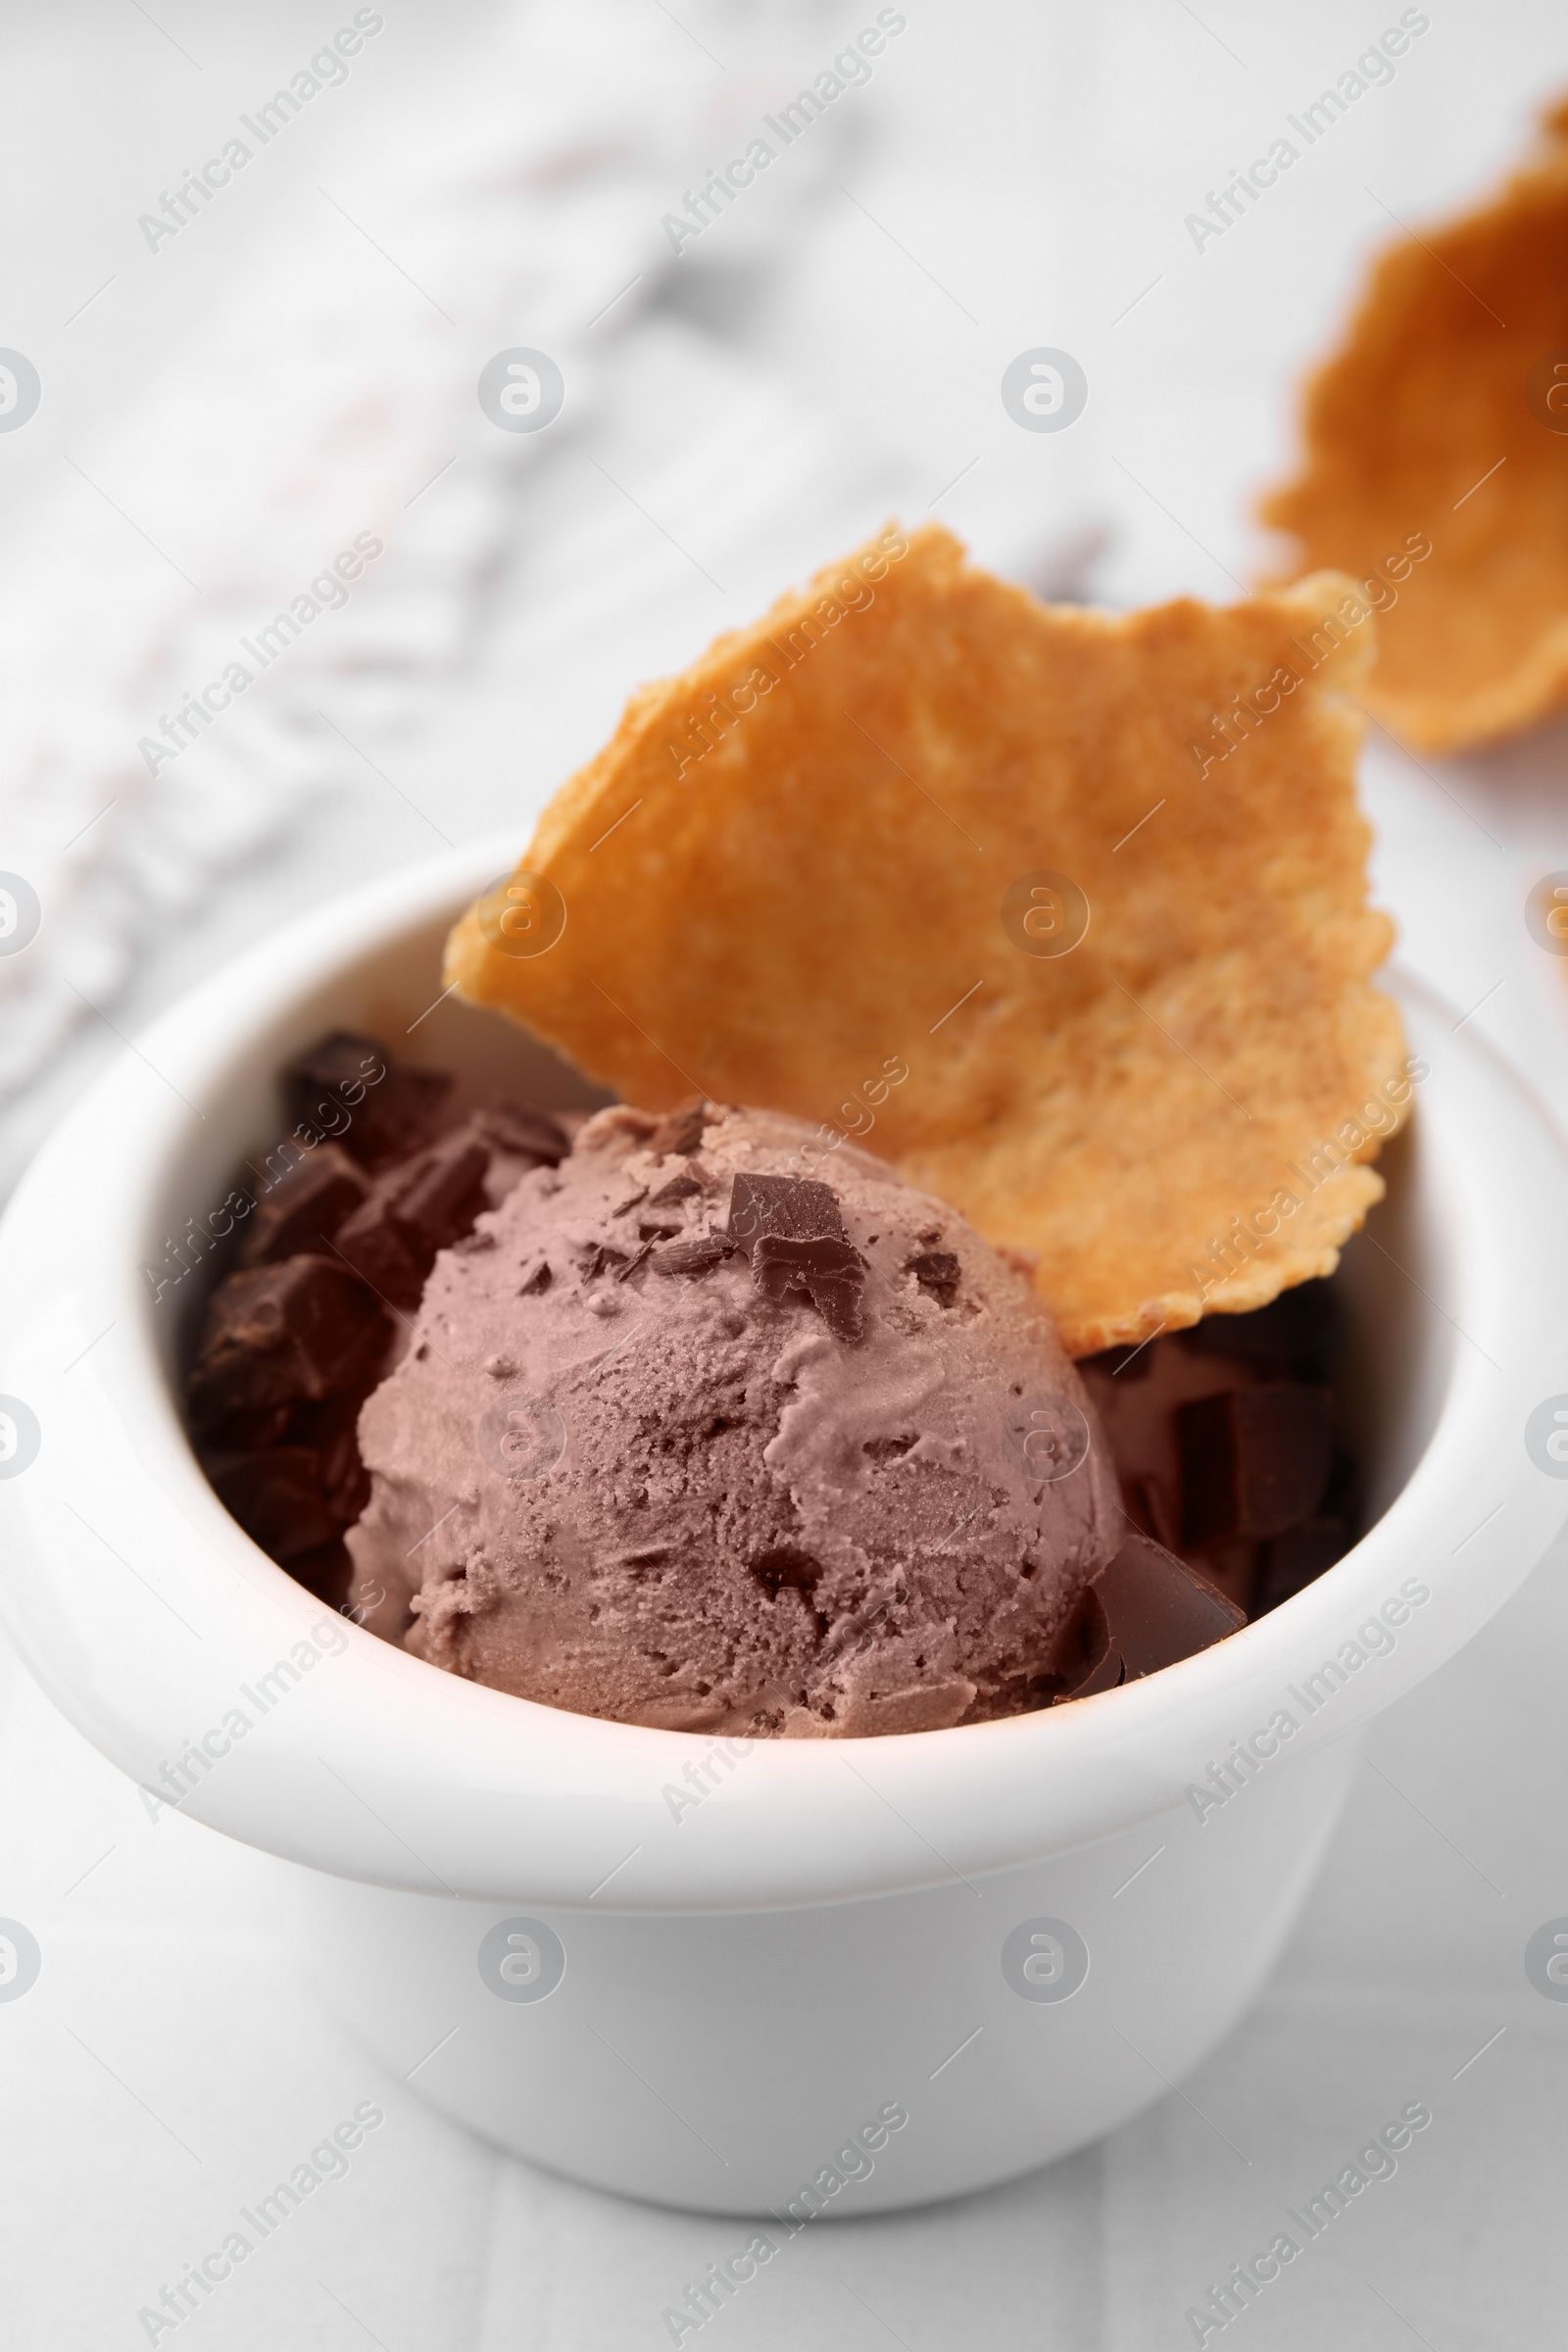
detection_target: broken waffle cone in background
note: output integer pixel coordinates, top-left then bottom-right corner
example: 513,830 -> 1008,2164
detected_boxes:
447,524 -> 1411,1356
1260,93 -> 1568,754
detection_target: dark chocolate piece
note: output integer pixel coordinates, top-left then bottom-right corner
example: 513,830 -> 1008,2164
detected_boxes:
1178,1385 -> 1333,1547
388,1136 -> 490,1255
1178,1279 -> 1338,1382
1092,1531 -> 1246,1680
518,1257 -> 554,1295
331,1198 -> 427,1309
188,1256 -> 387,1427
614,1241 -> 656,1283
1047,1587 -> 1115,1701
907,1250 -> 960,1306
612,1189 -> 649,1218
242,1143 -> 370,1267
334,1135 -> 492,1309
1254,1516 -> 1352,1614
638,1214 -> 686,1241
649,1173 -> 703,1204
205,1446 -> 349,1561
282,1033 -> 451,1167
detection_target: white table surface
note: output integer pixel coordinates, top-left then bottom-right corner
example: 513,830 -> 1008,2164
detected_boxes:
4,4 -> 1568,2343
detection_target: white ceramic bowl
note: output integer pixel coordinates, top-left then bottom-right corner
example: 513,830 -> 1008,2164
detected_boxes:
3,835 -> 1567,2217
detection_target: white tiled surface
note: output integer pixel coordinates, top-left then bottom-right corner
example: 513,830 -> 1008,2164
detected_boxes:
4,3 -> 1568,2342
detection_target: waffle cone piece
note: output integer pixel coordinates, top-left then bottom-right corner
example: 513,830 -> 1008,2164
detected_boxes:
448,525 -> 1410,1354
1262,96 -> 1568,752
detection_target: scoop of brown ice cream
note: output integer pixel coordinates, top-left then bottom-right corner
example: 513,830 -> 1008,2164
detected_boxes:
346,1102 -> 1122,1736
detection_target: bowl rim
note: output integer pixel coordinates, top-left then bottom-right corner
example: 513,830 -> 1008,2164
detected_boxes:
3,832 -> 1567,1911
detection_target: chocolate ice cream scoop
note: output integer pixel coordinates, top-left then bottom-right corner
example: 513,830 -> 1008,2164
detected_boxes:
346,1102 -> 1123,1736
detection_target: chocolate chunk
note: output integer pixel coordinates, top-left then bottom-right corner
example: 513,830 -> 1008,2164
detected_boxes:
469,1101 -> 568,1165
334,1135 -> 491,1309
243,1144 -> 370,1266
753,1233 -> 866,1342
907,1250 -> 960,1306
653,1235 -> 732,1277
331,1196 -> 428,1310
727,1173 -> 847,1250
389,1136 -> 490,1255
287,1540 -> 354,1610
649,1099 -> 715,1159
1254,1516 -> 1352,1614
188,1256 -> 388,1427
612,1189 -> 649,1219
282,1033 -> 451,1167
518,1257 -> 554,1295
207,1448 -> 345,1559
1092,1531 -> 1246,1679
751,1544 -> 824,1598
614,1241 -> 656,1283
1179,1279 -> 1338,1381
1178,1385 -> 1333,1546
1046,1586 -> 1113,1700
638,1214 -> 685,1241
649,1173 -> 703,1204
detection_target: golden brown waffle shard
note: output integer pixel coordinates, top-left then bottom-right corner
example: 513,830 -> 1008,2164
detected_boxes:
447,524 -> 1411,1356
1261,95 -> 1568,752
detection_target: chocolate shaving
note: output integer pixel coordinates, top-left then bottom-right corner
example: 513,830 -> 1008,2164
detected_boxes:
649,1173 -> 703,1204
518,1257 -> 553,1296
614,1240 -> 656,1283
726,1172 -> 848,1250
754,1235 -> 866,1342
611,1189 -> 649,1219
576,1242 -> 629,1283
726,1175 -> 865,1340
648,1099 -> 715,1159
653,1235 -> 732,1277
